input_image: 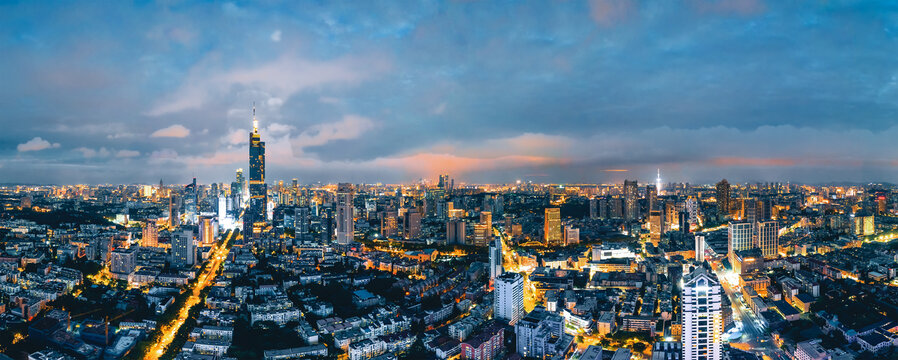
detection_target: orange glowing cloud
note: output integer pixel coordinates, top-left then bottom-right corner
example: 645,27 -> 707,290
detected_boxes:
372,152 -> 568,177
712,157 -> 796,167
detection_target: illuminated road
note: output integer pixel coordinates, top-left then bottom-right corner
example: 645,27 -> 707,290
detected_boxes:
712,267 -> 787,360
494,227 -> 537,312
145,230 -> 234,359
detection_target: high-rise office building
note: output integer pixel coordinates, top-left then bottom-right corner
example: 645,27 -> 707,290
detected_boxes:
245,105 -> 267,238
489,237 -> 503,280
494,272 -> 524,325
655,169 -> 663,196
544,208 -> 562,246
171,230 -> 195,268
728,221 -> 753,264
756,220 -> 778,258
142,220 -> 158,247
681,267 -> 723,360
716,179 -> 730,217
335,183 -> 354,243
623,180 -> 639,221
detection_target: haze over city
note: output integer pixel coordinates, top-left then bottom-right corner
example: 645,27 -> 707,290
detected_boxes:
4,1 -> 898,184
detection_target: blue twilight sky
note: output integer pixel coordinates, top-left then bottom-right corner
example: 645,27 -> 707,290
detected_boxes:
2,0 -> 898,185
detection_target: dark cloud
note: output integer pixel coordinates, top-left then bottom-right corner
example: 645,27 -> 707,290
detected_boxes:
1,1 -> 897,184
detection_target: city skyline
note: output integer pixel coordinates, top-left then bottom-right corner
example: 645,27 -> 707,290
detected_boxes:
3,1 -> 898,184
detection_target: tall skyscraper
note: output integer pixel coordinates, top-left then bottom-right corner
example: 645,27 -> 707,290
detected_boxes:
245,105 -> 267,238
171,230 -> 195,268
755,220 -> 778,258
623,180 -> 639,221
655,169 -> 663,196
489,237 -> 503,280
142,220 -> 158,247
335,183 -> 354,244
681,267 -> 723,360
184,177 -> 198,224
494,272 -> 524,325
716,179 -> 730,217
543,207 -> 562,246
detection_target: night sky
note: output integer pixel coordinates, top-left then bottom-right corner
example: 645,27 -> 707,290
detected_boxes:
3,0 -> 898,185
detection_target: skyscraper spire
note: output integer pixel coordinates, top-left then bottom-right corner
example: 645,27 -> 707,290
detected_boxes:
656,168 -> 662,196
252,102 -> 258,133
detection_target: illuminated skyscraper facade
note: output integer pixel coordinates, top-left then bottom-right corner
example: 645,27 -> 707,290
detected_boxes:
335,183 -> 354,244
623,180 -> 639,221
756,220 -> 778,258
681,267 -> 723,360
142,220 -> 158,247
728,221 -> 753,264
245,105 -> 267,238
544,207 -> 561,246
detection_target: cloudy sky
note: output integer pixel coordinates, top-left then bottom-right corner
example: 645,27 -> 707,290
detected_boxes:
2,0 -> 898,185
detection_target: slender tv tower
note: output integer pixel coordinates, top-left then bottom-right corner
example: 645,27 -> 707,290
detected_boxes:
655,169 -> 662,196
